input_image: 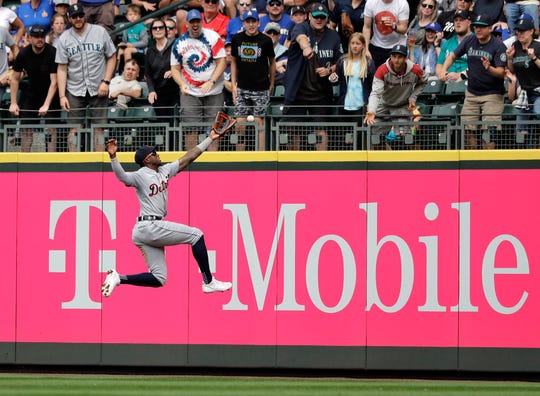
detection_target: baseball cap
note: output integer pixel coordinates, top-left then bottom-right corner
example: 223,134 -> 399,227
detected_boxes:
68,3 -> 84,18
187,9 -> 202,22
390,44 -> 407,56
243,9 -> 259,20
266,0 -> 282,3
310,3 -> 328,18
28,25 -> 46,36
134,145 -> 156,166
424,22 -> 442,32
453,9 -> 470,20
264,22 -> 281,33
471,14 -> 491,27
54,0 -> 70,5
290,5 -> 306,15
515,18 -> 534,31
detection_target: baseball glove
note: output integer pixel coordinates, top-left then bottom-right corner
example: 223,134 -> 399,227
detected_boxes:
211,111 -> 237,136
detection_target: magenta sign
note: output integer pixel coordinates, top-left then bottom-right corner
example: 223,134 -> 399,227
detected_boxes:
3,165 -> 540,349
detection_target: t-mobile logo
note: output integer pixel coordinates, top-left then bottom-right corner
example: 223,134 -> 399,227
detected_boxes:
48,200 -> 117,309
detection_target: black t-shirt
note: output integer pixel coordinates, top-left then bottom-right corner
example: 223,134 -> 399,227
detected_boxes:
231,31 -> 275,90
13,43 -> 57,103
510,40 -> 540,94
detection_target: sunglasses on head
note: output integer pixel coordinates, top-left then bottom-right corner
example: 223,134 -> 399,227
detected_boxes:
421,3 -> 434,9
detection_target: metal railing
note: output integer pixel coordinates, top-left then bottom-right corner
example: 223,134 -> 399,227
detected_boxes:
1,104 -> 538,152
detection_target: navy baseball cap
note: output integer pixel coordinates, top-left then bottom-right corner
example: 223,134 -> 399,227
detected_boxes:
515,18 -> 534,31
425,22 -> 442,32
290,5 -> 306,15
28,25 -> 46,36
243,9 -> 259,21
453,10 -> 471,20
310,3 -> 328,18
68,3 -> 84,18
471,14 -> 491,27
390,44 -> 407,56
187,9 -> 202,22
135,145 -> 156,166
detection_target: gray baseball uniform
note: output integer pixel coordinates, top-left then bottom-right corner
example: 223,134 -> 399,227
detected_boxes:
110,158 -> 202,285
55,23 -> 116,96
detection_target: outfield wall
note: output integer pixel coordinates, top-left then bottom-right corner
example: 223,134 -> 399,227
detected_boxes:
2,150 -> 540,371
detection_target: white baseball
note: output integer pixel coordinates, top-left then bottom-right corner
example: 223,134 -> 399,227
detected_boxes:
247,115 -> 255,122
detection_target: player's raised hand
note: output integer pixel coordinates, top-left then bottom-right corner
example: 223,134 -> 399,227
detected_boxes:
106,139 -> 118,158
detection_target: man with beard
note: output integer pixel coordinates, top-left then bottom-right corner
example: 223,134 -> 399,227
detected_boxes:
56,4 -> 116,152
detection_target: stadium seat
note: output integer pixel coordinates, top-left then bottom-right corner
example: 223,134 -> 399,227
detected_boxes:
444,80 -> 468,96
422,79 -> 444,95
272,85 -> 285,98
125,105 -> 156,122
430,102 -> 460,122
107,107 -> 126,122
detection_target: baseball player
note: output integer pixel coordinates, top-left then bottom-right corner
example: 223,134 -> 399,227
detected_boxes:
101,131 -> 233,297
56,4 -> 116,152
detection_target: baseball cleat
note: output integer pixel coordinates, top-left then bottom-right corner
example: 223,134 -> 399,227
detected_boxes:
102,269 -> 121,297
202,278 -> 232,293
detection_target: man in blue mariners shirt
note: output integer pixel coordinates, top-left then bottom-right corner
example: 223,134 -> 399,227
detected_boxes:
438,13 -> 506,149
282,3 -> 342,151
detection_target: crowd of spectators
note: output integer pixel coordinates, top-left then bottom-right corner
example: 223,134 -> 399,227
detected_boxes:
2,0 -> 540,151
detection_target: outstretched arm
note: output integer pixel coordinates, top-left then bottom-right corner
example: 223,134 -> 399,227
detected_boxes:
106,139 -> 134,186
178,129 -> 221,172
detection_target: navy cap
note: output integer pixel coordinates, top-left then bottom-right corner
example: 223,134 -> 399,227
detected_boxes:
471,14 -> 491,27
310,3 -> 328,18
243,9 -> 259,20
390,44 -> 407,56
68,3 -> 84,18
28,25 -> 46,36
453,9 -> 471,20
134,146 -> 156,166
187,9 -> 202,22
515,18 -> 534,31
290,5 -> 306,15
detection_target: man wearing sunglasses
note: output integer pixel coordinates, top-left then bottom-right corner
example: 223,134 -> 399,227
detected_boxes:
259,0 -> 294,45
56,4 -> 116,152
283,3 -> 342,150
225,0 -> 253,43
101,131 -> 232,298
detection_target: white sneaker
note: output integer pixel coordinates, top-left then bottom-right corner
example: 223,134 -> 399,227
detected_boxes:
202,278 -> 232,293
102,269 -> 121,297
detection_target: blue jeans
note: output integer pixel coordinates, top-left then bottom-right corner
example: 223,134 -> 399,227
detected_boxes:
505,3 -> 539,34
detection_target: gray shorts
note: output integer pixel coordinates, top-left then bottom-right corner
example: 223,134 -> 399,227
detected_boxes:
235,88 -> 270,117
66,91 -> 108,125
180,92 -> 224,123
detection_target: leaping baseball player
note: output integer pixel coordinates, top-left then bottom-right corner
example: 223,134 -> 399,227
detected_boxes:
102,112 -> 236,297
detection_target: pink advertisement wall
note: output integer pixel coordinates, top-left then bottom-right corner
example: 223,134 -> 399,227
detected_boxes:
2,151 -> 540,370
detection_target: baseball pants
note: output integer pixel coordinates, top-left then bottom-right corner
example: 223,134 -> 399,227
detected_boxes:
132,219 -> 203,285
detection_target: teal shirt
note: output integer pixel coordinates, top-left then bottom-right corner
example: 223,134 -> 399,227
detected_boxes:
437,33 -> 470,73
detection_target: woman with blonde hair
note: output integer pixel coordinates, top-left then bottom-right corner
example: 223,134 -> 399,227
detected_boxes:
408,0 -> 439,45
331,32 -> 375,120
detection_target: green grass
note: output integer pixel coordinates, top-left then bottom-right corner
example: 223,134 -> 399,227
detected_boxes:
1,374 -> 540,396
